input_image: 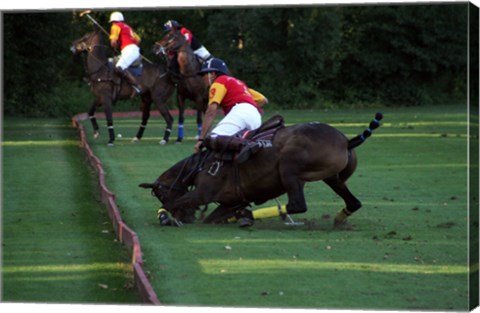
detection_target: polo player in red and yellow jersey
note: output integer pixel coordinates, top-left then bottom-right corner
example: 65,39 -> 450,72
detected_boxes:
195,58 -> 269,163
109,11 -> 142,94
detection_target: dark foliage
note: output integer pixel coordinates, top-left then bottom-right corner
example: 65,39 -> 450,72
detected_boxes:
3,4 -> 472,116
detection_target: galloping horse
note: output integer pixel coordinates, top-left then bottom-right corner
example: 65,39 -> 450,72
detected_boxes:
153,31 -> 209,142
140,113 -> 383,228
70,30 -> 176,145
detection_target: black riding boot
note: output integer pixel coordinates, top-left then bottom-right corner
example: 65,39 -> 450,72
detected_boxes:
204,135 -> 262,163
115,67 -> 142,94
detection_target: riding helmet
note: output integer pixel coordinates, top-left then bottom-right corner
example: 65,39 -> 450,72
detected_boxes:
198,58 -> 229,76
109,11 -> 124,22
163,20 -> 180,32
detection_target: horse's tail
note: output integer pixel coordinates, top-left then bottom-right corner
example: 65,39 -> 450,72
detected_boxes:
348,112 -> 383,149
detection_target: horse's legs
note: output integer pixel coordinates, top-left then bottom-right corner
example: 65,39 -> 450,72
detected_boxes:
150,81 -> 175,145
196,109 -> 203,139
176,93 -> 185,143
279,171 -> 308,215
323,175 -> 362,227
133,93 -> 152,142
103,98 -> 115,146
203,204 -> 247,224
153,97 -> 174,145
88,101 -> 100,139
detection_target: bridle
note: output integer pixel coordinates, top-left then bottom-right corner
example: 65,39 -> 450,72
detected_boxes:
154,32 -> 182,55
72,32 -> 110,79
151,151 -> 210,204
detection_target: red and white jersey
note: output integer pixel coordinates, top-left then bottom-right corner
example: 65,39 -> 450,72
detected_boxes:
208,75 -> 265,115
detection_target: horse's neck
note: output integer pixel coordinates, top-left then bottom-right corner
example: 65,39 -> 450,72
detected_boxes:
177,45 -> 199,76
87,46 -> 108,75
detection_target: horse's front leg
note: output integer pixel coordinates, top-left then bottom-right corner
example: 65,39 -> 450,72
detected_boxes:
176,93 -> 185,143
88,100 -> 100,139
133,93 -> 152,142
103,97 -> 115,146
195,109 -> 203,140
162,190 -> 208,224
152,86 -> 174,145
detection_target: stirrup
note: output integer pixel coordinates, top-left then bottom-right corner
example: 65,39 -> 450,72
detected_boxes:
129,85 -> 142,98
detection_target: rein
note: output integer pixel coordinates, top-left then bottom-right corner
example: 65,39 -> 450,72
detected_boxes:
79,33 -> 112,81
155,151 -> 209,199
155,34 -> 200,79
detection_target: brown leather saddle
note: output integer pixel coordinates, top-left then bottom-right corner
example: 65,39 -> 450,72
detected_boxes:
241,114 -> 285,142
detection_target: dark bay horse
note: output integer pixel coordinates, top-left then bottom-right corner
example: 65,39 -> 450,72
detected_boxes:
140,113 -> 383,228
70,31 -> 176,145
153,31 -> 209,142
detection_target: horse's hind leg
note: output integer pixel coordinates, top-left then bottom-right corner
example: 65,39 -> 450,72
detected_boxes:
203,204 -> 242,224
323,175 -> 362,228
280,171 -> 308,215
152,87 -> 174,145
156,102 -> 174,145
88,101 -> 100,139
133,93 -> 152,142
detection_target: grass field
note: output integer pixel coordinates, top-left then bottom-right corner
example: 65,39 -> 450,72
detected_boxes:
78,105 -> 474,310
2,119 -> 140,304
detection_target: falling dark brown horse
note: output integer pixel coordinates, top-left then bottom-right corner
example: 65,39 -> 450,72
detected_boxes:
140,113 -> 383,228
153,31 -> 209,142
71,30 -> 179,145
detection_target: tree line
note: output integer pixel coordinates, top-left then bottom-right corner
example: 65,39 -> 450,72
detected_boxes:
3,3 -> 473,117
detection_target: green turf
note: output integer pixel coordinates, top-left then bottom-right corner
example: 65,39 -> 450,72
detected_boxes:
2,119 -> 140,304
81,105 -> 474,310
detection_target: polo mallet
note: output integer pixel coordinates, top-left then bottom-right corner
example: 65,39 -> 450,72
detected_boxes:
79,10 -> 110,37
79,9 -> 153,64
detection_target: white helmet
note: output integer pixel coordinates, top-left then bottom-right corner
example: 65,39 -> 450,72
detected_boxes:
109,11 -> 124,22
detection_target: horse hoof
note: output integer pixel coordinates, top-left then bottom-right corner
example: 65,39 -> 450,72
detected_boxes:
157,209 -> 172,226
132,137 -> 140,143
159,139 -> 168,145
93,132 -> 100,140
333,219 -> 353,230
175,139 -> 183,145
238,217 -> 254,228
107,142 -> 114,147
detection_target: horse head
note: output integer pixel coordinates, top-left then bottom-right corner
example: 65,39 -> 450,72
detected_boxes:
153,31 -> 186,56
70,30 -> 103,55
139,152 -> 207,221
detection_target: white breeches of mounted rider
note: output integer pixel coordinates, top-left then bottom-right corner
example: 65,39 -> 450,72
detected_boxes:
211,103 -> 262,137
116,44 -> 140,70
194,45 -> 211,62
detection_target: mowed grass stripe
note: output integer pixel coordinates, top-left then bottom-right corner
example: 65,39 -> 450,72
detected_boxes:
2,119 -> 140,304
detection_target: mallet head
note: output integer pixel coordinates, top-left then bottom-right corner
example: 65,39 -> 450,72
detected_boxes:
79,10 -> 92,17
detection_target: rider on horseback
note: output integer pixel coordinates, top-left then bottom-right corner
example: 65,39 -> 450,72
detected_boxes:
109,11 -> 142,94
163,20 -> 212,62
194,58 -> 269,163
163,20 -> 212,76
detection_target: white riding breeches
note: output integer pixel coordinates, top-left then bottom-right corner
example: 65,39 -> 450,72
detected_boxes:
116,44 -> 140,70
194,46 -> 212,61
211,103 -> 262,137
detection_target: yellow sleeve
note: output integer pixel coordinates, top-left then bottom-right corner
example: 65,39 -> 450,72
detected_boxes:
132,31 -> 141,44
248,88 -> 266,105
109,24 -> 121,41
208,82 -> 227,105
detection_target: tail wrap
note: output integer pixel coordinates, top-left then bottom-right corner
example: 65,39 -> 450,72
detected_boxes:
348,112 -> 383,149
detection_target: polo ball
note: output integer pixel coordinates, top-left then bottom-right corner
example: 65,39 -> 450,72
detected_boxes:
117,134 -> 122,138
